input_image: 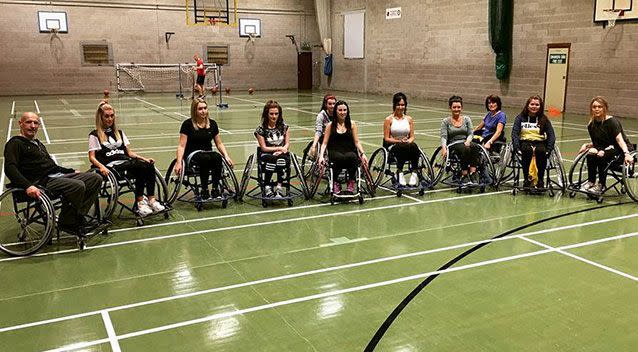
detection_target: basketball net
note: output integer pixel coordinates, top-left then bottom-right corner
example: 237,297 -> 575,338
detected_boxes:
209,18 -> 219,33
603,9 -> 624,28
248,33 -> 256,44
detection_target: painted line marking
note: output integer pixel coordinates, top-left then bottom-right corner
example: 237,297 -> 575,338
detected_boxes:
378,185 -> 424,203
134,97 -> 166,110
34,100 -> 41,114
38,117 -> 52,144
0,118 -> 13,196
10,101 -> 16,116
320,237 -> 369,247
13,232 -> 635,347
69,109 -> 81,117
101,311 -> 122,352
520,236 -> 637,281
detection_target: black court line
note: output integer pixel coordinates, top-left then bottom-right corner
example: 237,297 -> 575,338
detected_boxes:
364,201 -> 627,351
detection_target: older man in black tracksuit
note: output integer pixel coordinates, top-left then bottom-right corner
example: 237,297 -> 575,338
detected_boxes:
4,112 -> 102,233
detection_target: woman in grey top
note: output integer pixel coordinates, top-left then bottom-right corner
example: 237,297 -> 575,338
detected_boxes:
440,95 -> 480,180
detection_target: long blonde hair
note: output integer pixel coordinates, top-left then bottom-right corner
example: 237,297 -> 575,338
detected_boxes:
190,98 -> 210,130
589,96 -> 609,125
95,102 -> 121,143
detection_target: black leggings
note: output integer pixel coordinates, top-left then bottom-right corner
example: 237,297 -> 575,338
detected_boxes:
329,150 -> 359,181
449,142 -> 480,171
190,151 -> 223,190
520,141 -> 548,182
385,142 -> 420,172
260,152 -> 290,186
112,159 -> 156,198
586,151 -> 620,187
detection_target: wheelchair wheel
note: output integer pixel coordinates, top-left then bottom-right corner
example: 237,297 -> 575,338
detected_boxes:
495,143 -> 513,186
153,167 -> 170,206
290,152 -> 310,199
368,148 -> 388,187
568,152 -> 589,191
220,157 -> 239,200
90,170 -> 118,221
417,148 -> 435,189
548,146 -> 566,192
476,144 -> 496,186
429,146 -> 448,185
307,162 -> 325,199
361,156 -> 377,197
622,151 -> 638,202
164,159 -> 184,205
238,153 -> 255,201
300,141 -> 317,180
0,188 -> 56,256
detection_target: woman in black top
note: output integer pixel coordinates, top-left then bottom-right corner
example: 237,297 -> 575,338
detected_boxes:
254,100 -> 290,198
318,100 -> 367,194
578,96 -> 634,194
89,102 -> 165,216
174,98 -> 234,199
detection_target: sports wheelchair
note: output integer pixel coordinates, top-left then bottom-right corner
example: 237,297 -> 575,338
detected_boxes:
93,162 -> 171,226
367,145 -> 435,197
165,151 -> 239,211
238,148 -> 308,207
429,140 -> 497,193
305,147 -> 377,204
497,143 -> 566,196
0,184 -> 109,256
567,147 -> 638,204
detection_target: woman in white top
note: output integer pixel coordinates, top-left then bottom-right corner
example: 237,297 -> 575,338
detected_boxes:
383,92 -> 420,186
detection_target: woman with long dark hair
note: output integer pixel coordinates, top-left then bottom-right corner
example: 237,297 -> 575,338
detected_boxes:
255,100 -> 290,197
383,92 -> 420,186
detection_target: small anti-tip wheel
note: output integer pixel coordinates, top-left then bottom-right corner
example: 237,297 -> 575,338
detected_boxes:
597,196 -> 604,204
456,187 -> 462,194
78,239 -> 86,250
358,195 -> 364,204
512,188 -> 517,196
136,219 -> 144,227
196,203 -> 203,211
396,190 -> 402,197
330,196 -> 335,205
480,186 -> 486,193
569,191 -> 576,198
222,199 -> 228,208
549,190 -> 555,197
164,212 -> 169,219
419,189 -> 425,196
101,229 -> 108,236
262,200 -> 268,208
287,199 -> 293,207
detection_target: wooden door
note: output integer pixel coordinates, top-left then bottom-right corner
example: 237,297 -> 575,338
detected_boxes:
297,52 -> 312,90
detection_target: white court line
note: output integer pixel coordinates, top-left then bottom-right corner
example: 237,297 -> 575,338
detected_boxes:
38,117 -> 52,144
0,191 -> 509,263
0,118 -> 13,195
379,185 -> 424,203
2,214 -> 634,336
520,236 -> 637,281
34,100 -> 40,114
69,109 -> 81,117
134,97 -> 166,110
10,101 -> 16,116
101,311 -> 122,352
25,231 -> 636,350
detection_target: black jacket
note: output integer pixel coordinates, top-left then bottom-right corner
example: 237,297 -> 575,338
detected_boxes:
3,136 -> 74,189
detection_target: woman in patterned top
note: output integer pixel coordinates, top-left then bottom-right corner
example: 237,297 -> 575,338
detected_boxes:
89,102 -> 165,216
255,100 -> 290,197
511,95 -> 556,189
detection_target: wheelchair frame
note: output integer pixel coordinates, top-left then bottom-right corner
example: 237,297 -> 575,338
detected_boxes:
498,143 -> 566,197
429,140 -> 497,193
368,145 -> 435,197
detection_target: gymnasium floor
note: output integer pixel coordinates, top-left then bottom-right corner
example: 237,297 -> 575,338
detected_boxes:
0,91 -> 636,351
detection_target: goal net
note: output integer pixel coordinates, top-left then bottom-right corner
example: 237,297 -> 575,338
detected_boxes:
115,63 -> 220,97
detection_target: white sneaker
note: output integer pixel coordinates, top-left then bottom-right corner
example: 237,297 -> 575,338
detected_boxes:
398,172 -> 407,186
137,200 -> 153,217
580,181 -> 595,192
148,199 -> 165,213
264,185 -> 274,197
408,172 -> 418,186
275,185 -> 284,198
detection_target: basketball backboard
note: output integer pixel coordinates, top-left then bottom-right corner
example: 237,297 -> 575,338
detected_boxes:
38,11 -> 68,33
239,18 -> 261,37
594,0 -> 637,24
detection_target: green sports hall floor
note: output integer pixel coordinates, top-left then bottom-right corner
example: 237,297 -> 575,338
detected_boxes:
0,90 -> 636,351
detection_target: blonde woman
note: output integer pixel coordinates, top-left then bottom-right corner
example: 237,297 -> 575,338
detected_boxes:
175,98 -> 233,200
89,102 -> 165,216
577,96 -> 634,194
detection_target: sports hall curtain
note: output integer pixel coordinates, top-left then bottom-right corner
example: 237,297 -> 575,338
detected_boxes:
314,0 -> 333,75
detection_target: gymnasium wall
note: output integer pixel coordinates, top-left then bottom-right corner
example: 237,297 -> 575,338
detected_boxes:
328,0 -> 638,117
0,0 -> 321,96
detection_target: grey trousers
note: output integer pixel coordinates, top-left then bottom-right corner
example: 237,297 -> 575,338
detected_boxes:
46,172 -> 102,226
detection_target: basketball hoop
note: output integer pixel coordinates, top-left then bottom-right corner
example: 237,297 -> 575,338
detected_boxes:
602,9 -> 624,28
247,33 -> 256,44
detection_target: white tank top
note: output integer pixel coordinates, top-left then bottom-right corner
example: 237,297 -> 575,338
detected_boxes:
390,116 -> 410,139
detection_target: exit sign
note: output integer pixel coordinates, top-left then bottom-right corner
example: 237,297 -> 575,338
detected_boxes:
386,7 -> 401,19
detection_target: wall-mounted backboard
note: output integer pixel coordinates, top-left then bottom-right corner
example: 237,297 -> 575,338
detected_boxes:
38,11 -> 68,33
239,18 -> 261,37
594,0 -> 638,23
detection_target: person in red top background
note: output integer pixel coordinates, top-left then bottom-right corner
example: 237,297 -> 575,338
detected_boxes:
193,53 -> 205,98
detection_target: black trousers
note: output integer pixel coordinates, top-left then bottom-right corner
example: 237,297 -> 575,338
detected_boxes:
385,142 -> 420,172
260,152 -> 290,185
190,151 -> 223,190
329,150 -> 359,181
449,142 -> 480,171
520,141 -> 548,182
586,151 -> 620,187
111,159 -> 156,198
45,172 -> 102,226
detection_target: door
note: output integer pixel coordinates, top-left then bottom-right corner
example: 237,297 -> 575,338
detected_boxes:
297,52 -> 312,89
543,44 -> 570,114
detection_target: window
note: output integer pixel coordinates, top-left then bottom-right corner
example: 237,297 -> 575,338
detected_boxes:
81,43 -> 112,66
207,45 -> 229,65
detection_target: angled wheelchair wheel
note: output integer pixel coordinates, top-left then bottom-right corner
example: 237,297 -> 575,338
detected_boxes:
368,148 -> 388,187
90,170 -> 118,221
0,188 -> 56,256
307,162 -> 325,199
164,159 -> 184,205
495,143 -> 513,186
429,146 -> 448,185
417,148 -> 435,188
361,156 -> 377,197
476,143 -> 496,186
548,146 -> 566,192
237,153 -> 255,201
290,152 -> 310,199
220,157 -> 239,200
300,141 -> 317,180
622,151 -> 638,202
568,152 -> 588,191
153,167 -> 170,206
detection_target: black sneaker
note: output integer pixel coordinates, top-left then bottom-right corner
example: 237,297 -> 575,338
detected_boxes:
211,188 -> 221,199
536,180 -> 545,189
200,189 -> 210,200
522,180 -> 532,189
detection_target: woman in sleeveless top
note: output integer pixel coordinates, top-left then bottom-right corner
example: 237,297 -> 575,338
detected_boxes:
383,92 -> 420,186
577,96 -> 634,194
89,102 -> 165,216
254,100 -> 290,198
318,100 -> 367,194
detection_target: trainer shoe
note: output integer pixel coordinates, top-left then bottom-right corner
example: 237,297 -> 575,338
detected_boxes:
200,189 -> 210,200
211,187 -> 222,199
580,181 -> 595,192
590,184 -> 603,194
346,180 -> 356,194
398,172 -> 407,186
264,185 -> 274,197
275,185 -> 285,198
536,180 -> 545,189
333,182 -> 342,194
408,172 -> 418,186
148,199 -> 166,213
137,200 -> 153,217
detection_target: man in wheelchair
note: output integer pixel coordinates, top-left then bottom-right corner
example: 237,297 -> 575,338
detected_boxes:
4,112 -> 103,234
